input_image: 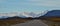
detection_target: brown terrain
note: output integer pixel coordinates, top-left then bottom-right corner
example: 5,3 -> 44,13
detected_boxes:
0,16 -> 32,26
41,16 -> 60,26
0,16 -> 60,26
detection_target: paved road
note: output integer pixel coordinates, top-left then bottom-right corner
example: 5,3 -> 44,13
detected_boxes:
11,20 -> 48,26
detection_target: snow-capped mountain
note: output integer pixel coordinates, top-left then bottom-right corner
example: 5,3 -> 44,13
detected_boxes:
19,12 -> 47,18
0,11 -> 47,18
19,12 -> 37,18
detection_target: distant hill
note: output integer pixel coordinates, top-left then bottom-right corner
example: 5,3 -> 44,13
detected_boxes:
38,10 -> 60,20
0,16 -> 33,20
43,10 -> 60,16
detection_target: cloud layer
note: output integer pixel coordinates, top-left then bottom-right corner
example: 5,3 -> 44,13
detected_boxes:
0,0 -> 60,13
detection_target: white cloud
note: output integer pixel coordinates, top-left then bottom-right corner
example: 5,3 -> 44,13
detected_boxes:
22,0 -> 60,7
0,12 -> 18,17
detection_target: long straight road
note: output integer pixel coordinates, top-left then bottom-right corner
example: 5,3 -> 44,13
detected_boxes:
11,20 -> 48,26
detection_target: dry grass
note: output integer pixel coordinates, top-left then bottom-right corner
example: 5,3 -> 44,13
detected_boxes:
0,18 -> 32,26
46,17 -> 60,26
48,18 -> 60,22
41,17 -> 60,26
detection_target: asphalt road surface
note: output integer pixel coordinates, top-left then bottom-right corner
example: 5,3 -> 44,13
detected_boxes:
11,20 -> 48,26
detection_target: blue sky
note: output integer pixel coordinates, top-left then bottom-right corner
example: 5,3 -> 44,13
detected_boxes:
0,0 -> 60,13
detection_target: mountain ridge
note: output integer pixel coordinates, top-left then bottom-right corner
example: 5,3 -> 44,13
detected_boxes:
43,10 -> 60,16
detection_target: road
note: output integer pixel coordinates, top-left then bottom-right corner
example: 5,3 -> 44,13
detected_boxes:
11,20 -> 48,26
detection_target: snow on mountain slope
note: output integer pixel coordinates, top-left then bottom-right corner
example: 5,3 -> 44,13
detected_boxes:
0,11 -> 47,18
19,12 -> 47,18
19,12 -> 37,18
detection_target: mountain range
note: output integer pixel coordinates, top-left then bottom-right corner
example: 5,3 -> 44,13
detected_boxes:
0,10 -> 60,19
19,12 -> 45,18
43,10 -> 60,16
0,12 -> 46,18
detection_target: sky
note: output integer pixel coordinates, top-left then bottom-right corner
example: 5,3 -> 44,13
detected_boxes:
0,0 -> 60,13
